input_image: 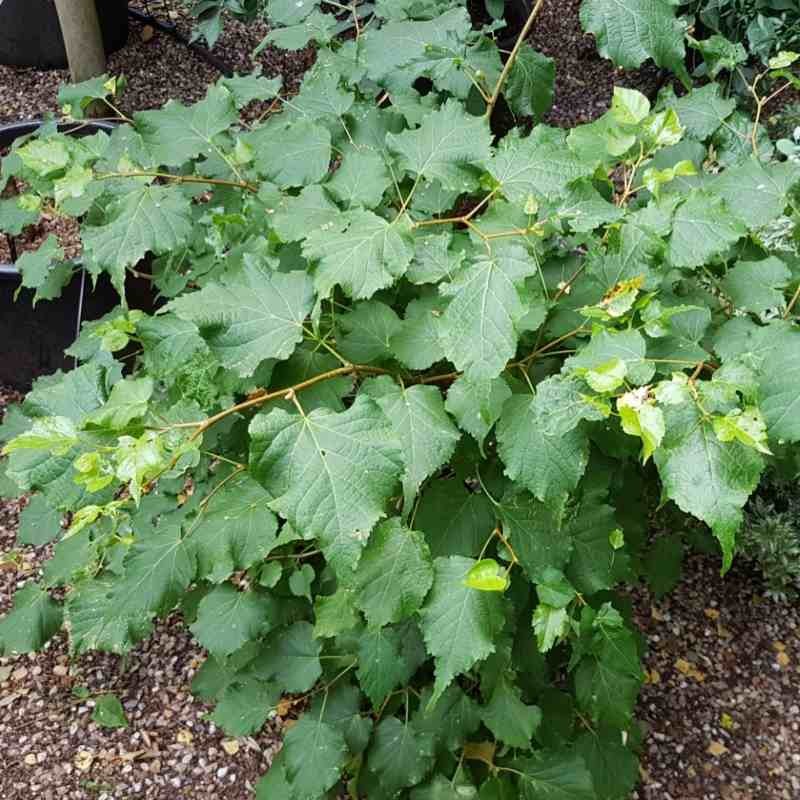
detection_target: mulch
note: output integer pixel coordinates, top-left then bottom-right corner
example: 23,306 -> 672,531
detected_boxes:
1,1 -> 799,798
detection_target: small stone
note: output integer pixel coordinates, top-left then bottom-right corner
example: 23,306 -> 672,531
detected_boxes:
216,766 -> 228,779
74,750 -> 94,772
24,753 -> 37,766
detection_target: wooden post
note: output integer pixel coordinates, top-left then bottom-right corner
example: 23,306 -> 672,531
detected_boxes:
53,0 -> 107,83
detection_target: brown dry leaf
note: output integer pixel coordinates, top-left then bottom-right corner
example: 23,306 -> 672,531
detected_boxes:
716,623 -> 732,639
275,697 -> 293,717
74,750 -> 94,772
704,607 -> 720,620
707,740 -> 727,757
0,665 -> 12,682
644,668 -> 661,685
777,651 -> 790,668
650,606 -> 665,621
141,25 -> 155,42
176,729 -> 194,746
675,658 -> 705,682
221,739 -> 240,756
462,741 -> 496,767
773,641 -> 786,652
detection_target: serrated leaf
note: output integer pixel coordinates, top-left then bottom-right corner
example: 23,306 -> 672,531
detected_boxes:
85,377 -> 153,430
663,83 -> 735,141
499,490 -> 570,583
339,300 -> 402,363
210,678 -> 279,737
504,45 -> 555,121
83,185 -> 192,291
282,714 -> 348,800
15,234 -> 63,290
575,730 -> 638,800
191,473 -> 278,583
362,377 -> 461,511
440,244 -> 537,380
566,328 -> 654,386
387,99 -> 492,189
351,518 -> 433,627
251,118 -> 332,188
367,716 -> 437,795
309,682 -> 374,755
482,675 -> 541,748
557,181 -> 624,233
722,257 -> 790,316
18,495 -> 62,546
249,396 -> 404,575
644,533 -> 683,598
168,264 -> 313,377
137,314 -> 208,380
420,556 -> 505,704
255,622 -> 322,693
264,10 -> 337,49
446,374 -> 511,454
654,402 -> 764,570
0,583 -> 62,656
390,295 -> 447,371
356,623 -> 416,705
497,395 -> 589,503
514,750 -> 595,800
565,502 -> 625,595
271,345 -> 353,412
667,191 -> 746,269
485,127 -> 594,203
271,184 -> 342,243
533,604 -> 570,652
135,85 -> 237,166
326,146 -> 391,209
580,0 -> 686,78
304,209 -> 413,300
407,231 -> 466,285
92,693 -> 128,729
416,479 -> 497,558
220,70 -> 282,108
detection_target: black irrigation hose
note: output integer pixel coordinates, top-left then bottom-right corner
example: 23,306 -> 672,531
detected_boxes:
127,7 -> 235,77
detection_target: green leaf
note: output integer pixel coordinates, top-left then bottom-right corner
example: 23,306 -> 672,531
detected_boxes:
439,245 -> 538,380
387,99 -> 492,189
282,714 -> 349,800
566,501 -> 625,595
92,693 -> 129,729
309,682 -> 374,755
83,185 -> 192,291
420,556 -> 505,704
271,184 -> 342,243
415,479 -> 497,558
390,295 -> 447,371
137,314 -> 208,380
446,374 -> 511,454
191,472 -> 278,583
339,300 -> 402,363
0,196 -> 38,236
210,678 -> 279,737
362,377 -> 461,511
575,730 -> 638,800
504,45 -> 555,121
407,231 -> 465,285
168,265 -> 313,377
514,750 -> 595,799
15,234 -> 63,290
18,495 -> 62,546
486,127 -> 594,203
252,118 -> 332,187
722,257 -> 791,316
16,138 -> 70,175
249,395 -> 404,575
567,329 -> 654,386
667,191 -> 746,269
326,146 -> 391,209
3,416 -> 78,457
413,684 -> 481,752
580,0 -> 687,79
135,85 -> 237,166
654,402 -> 764,570
314,586 -> 359,638
663,83 -> 735,141
557,181 -> 624,233
617,390 -> 665,463
220,70 -> 282,108
357,623 -> 419,705
304,209 -> 413,300
497,395 -> 589,503
366,716 -> 437,795
0,583 -> 62,656
85,377 -> 153,430
499,491 -> 570,583
644,533 -> 683,598
351,517 -> 434,627
255,752 -> 293,800
533,604 -> 570,652
482,675 -> 541,748
465,558 -> 509,592
263,10 -> 337,50
256,622 -> 322,693
271,345 -> 353,413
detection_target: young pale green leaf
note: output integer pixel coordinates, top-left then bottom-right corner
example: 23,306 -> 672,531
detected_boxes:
249,396 -> 404,575
168,265 -> 313,377
351,518 -> 434,627
362,377 -> 461,511
420,556 -> 505,704
465,559 -> 509,592
3,416 -> 78,457
85,377 -> 153,430
617,389 -> 665,463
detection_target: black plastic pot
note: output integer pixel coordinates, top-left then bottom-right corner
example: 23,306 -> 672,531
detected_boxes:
0,119 -> 154,390
0,0 -> 129,69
